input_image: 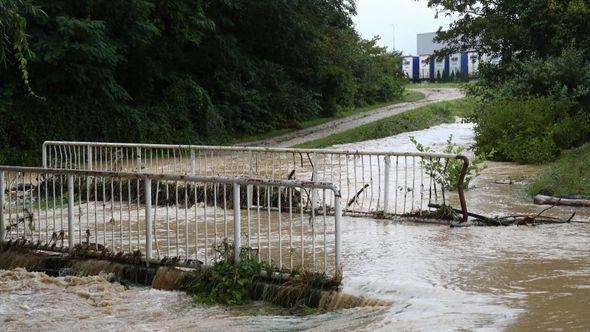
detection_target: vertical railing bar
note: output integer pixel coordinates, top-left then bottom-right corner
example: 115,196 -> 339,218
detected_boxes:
213,183 -> 218,261
334,188 -> 341,274
267,186 -> 271,261
323,189 -> 327,273
77,172 -> 81,246
395,156 -> 399,215
300,188 -> 305,269
166,181 -> 170,257
145,178 -> 152,263
119,179 -> 123,253
37,173 -> 42,242
59,174 -> 64,238
278,186 -> 282,269
67,174 -> 74,249
29,173 -> 34,242
311,186 -> 316,272
289,187 -> 293,270
110,177 -> 115,248
102,177 -> 106,248
412,156 -> 416,213
404,156 -> 408,214
136,178 -> 141,250
223,184 -> 228,238
153,181 -> 160,260
204,182 -> 208,263
256,185 -> 261,262
233,183 -> 241,263
127,178 -> 132,252
184,183 -> 189,260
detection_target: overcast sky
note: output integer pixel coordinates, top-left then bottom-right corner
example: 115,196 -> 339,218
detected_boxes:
352,0 -> 454,55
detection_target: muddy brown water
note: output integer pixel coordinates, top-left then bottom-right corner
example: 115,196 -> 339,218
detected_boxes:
2,121 -> 590,331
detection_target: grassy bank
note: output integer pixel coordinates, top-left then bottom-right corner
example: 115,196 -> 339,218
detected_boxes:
527,143 -> 590,196
238,90 -> 425,143
296,97 -> 475,149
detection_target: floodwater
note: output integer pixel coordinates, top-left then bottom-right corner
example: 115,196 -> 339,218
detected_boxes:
2,121 -> 590,331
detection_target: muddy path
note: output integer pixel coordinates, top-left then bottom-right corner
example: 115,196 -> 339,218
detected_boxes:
240,88 -> 464,148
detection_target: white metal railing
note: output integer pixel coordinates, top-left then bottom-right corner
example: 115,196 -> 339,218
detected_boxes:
42,141 -> 469,222
0,166 -> 342,276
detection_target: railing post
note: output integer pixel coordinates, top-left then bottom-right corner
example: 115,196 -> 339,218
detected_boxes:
311,153 -> 317,211
145,178 -> 152,263
190,149 -> 196,175
247,150 -> 253,208
42,143 -> 47,168
0,171 -> 5,242
334,189 -> 342,273
383,156 -> 390,214
136,147 -> 142,172
87,145 -> 93,171
67,174 -> 75,249
233,183 -> 241,263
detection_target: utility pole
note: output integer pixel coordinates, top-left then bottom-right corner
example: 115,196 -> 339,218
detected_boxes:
391,24 -> 396,51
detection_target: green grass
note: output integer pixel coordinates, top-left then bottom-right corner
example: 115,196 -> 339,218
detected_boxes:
237,91 -> 425,143
295,97 -> 476,149
527,143 -> 590,196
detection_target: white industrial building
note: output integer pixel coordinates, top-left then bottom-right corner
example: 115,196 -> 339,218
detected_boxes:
403,32 -> 481,82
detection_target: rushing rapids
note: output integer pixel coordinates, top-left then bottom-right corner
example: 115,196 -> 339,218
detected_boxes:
2,121 -> 589,331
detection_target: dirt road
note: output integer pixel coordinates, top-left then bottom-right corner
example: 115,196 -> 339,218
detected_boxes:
239,88 -> 464,148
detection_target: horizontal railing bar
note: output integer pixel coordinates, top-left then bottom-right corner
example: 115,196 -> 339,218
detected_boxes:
0,166 -> 340,192
42,141 -> 464,160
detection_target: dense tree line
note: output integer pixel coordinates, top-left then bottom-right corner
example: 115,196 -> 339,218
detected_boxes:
429,0 -> 590,163
0,0 -> 405,165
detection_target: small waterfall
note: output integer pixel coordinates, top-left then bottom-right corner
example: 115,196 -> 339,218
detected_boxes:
318,291 -> 392,310
151,267 -> 185,290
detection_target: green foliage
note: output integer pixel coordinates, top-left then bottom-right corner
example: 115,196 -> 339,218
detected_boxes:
297,98 -> 476,148
469,48 -> 590,109
0,0 -> 406,165
428,0 -> 590,62
410,135 -> 487,190
473,96 -> 590,164
527,143 -> 590,196
431,1 -> 590,165
182,257 -> 265,305
0,0 -> 44,95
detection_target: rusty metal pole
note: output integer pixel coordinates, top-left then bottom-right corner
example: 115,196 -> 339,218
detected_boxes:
455,155 -> 470,223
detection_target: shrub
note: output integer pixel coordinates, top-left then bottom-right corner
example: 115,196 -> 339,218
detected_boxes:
410,135 -> 487,190
473,96 -> 589,164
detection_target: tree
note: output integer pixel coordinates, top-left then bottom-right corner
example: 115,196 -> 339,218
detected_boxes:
426,0 -> 590,62
0,0 -> 406,165
0,0 -> 44,95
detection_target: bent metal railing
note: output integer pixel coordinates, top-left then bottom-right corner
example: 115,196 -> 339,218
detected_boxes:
43,141 -> 469,222
0,166 -> 342,276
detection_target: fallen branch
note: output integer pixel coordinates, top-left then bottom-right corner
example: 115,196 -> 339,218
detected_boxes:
348,184 -> 369,207
534,194 -> 590,207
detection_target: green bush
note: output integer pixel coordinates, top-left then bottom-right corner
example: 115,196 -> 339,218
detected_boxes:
527,143 -> 590,197
473,96 -> 590,164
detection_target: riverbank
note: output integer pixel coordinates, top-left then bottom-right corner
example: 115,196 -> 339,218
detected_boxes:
237,91 -> 425,144
527,143 -> 590,197
296,97 -> 475,148
239,88 -> 464,148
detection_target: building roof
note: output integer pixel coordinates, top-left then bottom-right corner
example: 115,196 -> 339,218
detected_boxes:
417,32 -> 447,56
